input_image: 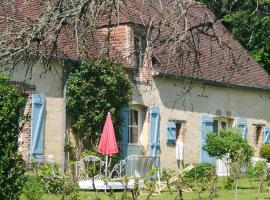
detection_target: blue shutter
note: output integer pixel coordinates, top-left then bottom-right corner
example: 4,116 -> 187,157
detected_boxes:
119,107 -> 129,158
201,115 -> 215,163
166,122 -> 176,144
149,106 -> 160,156
30,93 -> 45,157
236,118 -> 247,139
264,128 -> 270,144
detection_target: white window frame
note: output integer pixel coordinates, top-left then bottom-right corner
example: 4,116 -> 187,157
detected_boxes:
213,117 -> 233,133
128,109 -> 139,144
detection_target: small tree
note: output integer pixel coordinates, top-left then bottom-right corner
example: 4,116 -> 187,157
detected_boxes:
66,58 -> 131,156
0,75 -> 26,200
203,129 -> 254,164
185,163 -> 216,199
203,128 -> 254,191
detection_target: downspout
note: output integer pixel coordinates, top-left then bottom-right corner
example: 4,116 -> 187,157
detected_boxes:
61,64 -> 68,173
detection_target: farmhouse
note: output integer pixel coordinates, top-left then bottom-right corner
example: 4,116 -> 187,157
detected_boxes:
1,0 -> 270,171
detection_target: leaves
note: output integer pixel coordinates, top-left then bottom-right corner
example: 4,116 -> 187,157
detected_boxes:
0,74 -> 26,200
203,128 -> 254,163
66,58 -> 131,149
197,0 -> 270,72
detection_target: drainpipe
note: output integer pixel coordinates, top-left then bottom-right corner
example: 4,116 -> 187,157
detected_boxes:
61,64 -> 68,173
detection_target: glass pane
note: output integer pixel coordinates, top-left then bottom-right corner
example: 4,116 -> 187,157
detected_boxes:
134,37 -> 140,65
130,110 -> 138,126
221,121 -> 227,130
213,120 -> 218,133
129,127 -> 138,143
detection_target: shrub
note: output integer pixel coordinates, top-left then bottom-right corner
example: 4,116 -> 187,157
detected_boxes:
260,144 -> 270,162
22,175 -> 44,200
185,163 -> 216,199
0,75 -> 27,199
185,163 -> 215,181
37,164 -> 78,199
37,164 -> 64,194
66,59 -> 131,152
203,128 -> 254,163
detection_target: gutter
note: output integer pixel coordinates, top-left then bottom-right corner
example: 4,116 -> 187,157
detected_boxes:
61,64 -> 68,173
154,71 -> 270,92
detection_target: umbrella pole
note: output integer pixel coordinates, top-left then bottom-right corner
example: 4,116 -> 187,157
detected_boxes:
105,155 -> 108,177
105,155 -> 108,193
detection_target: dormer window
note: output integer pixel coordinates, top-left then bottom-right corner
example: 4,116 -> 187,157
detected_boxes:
134,35 -> 146,68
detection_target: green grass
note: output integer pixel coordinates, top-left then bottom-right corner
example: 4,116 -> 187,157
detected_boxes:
21,178 -> 270,200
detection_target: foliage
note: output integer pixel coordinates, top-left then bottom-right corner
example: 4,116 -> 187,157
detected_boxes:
0,75 -> 26,200
185,163 -> 216,199
254,161 -> 267,192
196,0 -> 270,72
22,175 -> 44,200
161,168 -> 175,190
203,129 -> 254,193
144,167 -> 159,200
37,164 -> 78,199
260,144 -> 270,161
66,58 -> 131,150
172,172 -> 193,200
203,128 -> 254,163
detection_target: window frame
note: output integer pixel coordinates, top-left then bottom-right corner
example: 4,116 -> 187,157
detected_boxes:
213,117 -> 233,133
128,109 -> 139,144
134,35 -> 146,68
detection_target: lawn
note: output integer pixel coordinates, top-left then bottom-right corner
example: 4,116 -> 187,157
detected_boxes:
21,178 -> 270,200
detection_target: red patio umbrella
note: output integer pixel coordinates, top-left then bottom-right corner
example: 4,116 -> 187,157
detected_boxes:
97,112 -> 119,177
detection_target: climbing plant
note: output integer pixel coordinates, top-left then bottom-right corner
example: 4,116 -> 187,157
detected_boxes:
0,75 -> 26,200
66,59 -> 131,152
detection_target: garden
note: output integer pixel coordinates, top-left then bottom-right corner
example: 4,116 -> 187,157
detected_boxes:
2,59 -> 270,200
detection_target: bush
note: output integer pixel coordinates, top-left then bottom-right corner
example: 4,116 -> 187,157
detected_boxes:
66,59 -> 131,151
185,163 -> 215,182
22,175 -> 44,200
260,144 -> 270,162
37,164 -> 78,199
185,163 -> 216,199
203,128 -> 254,163
0,75 -> 26,199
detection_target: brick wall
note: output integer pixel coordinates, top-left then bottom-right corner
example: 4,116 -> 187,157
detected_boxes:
11,82 -> 36,161
20,95 -> 32,160
97,24 -> 154,83
178,121 -> 187,142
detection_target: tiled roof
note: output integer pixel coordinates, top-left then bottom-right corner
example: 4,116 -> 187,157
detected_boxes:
2,0 -> 270,89
120,0 -> 270,89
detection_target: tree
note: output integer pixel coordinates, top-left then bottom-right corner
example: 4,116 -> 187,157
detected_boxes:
0,75 -> 26,200
196,0 -> 270,72
203,128 -> 254,191
203,128 -> 254,163
66,59 -> 131,155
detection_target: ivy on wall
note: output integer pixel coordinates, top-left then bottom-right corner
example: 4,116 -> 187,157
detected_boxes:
66,59 -> 131,153
0,75 -> 26,200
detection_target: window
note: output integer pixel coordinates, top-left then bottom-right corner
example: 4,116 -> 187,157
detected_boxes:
128,110 -> 139,143
213,117 -> 232,133
134,36 -> 146,68
255,126 -> 263,145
